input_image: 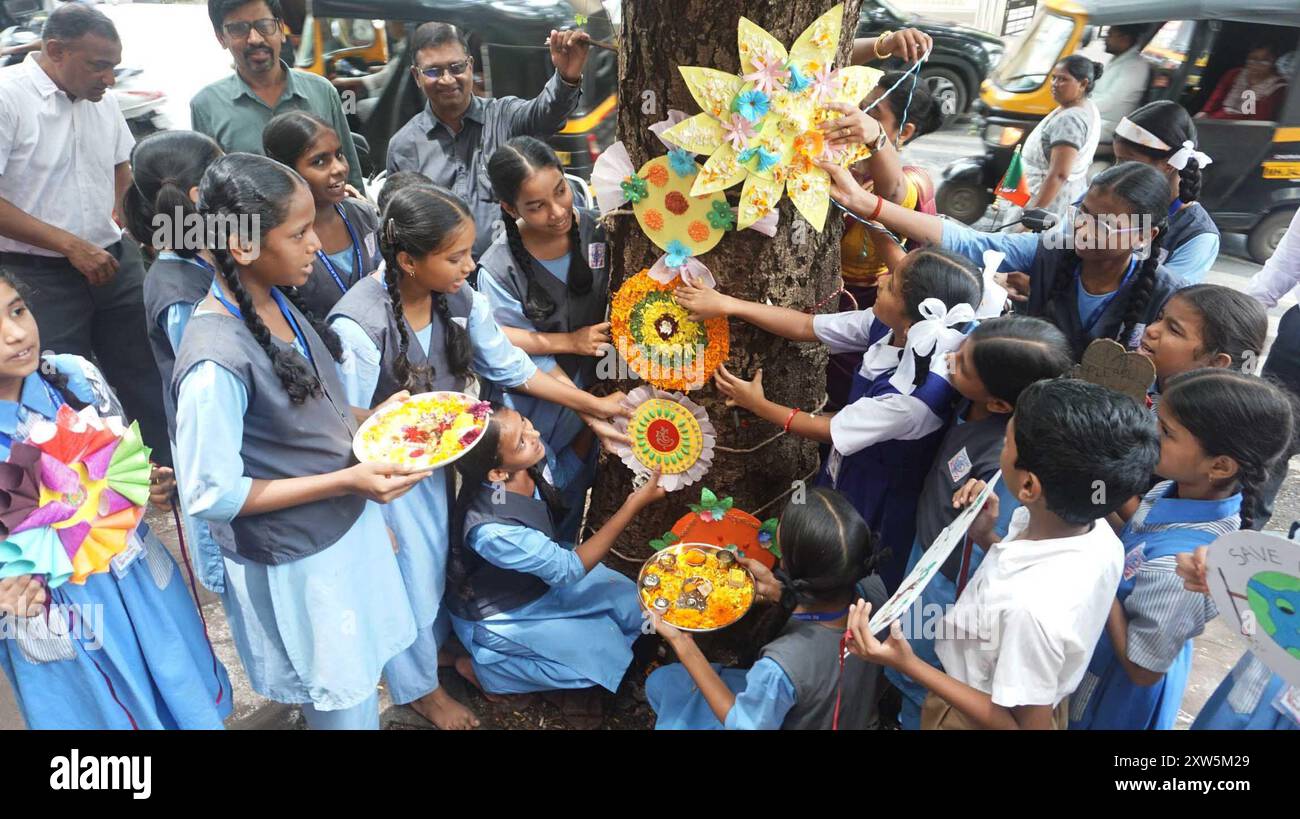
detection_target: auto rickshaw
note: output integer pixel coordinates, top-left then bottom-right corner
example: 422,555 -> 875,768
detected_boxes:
299,0 -> 618,181
935,0 -> 1300,263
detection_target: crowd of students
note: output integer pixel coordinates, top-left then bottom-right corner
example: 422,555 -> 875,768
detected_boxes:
0,1 -> 1296,732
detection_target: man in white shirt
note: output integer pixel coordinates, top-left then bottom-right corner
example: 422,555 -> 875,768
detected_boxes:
1093,25 -> 1152,143
1244,207 -> 1300,528
0,4 -> 166,457
847,379 -> 1160,729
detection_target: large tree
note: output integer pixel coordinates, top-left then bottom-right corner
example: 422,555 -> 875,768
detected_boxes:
589,0 -> 862,561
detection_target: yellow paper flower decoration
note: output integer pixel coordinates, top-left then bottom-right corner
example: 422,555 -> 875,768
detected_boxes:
661,4 -> 883,232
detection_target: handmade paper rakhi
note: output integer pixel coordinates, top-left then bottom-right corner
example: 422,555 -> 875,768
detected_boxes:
616,385 -> 715,492
0,406 -> 152,587
649,486 -> 780,570
660,4 -> 883,232
610,269 -> 729,392
591,112 -> 779,287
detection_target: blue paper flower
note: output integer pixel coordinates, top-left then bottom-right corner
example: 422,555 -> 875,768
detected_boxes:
739,145 -> 780,173
785,62 -> 811,93
665,239 -> 692,269
733,89 -> 770,123
667,147 -> 696,178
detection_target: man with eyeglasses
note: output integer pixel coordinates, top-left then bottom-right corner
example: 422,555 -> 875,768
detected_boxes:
386,22 -> 591,257
190,0 -> 365,192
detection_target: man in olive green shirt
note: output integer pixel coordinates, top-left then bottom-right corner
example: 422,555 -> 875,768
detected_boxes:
190,0 -> 365,192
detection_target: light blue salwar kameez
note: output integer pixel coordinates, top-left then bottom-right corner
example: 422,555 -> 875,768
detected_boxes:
478,260 -> 597,543
154,253 -> 228,594
0,355 -> 231,729
330,288 -> 538,704
450,507 -> 642,694
645,659 -> 797,729
175,310 -> 416,729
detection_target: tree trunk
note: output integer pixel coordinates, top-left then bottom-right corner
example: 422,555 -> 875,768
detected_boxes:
590,0 -> 861,563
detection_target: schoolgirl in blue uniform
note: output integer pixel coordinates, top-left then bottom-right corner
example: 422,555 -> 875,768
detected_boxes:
173,154 -> 429,730
1071,370 -> 1296,729
0,271 -> 231,729
263,111 -> 382,318
447,404 -> 664,709
678,247 -> 983,590
1136,284 -> 1267,408
477,137 -> 610,543
887,315 -> 1074,729
1112,101 -> 1219,284
647,488 -> 888,730
825,160 -> 1181,361
123,130 -> 233,596
326,185 -> 629,729
1175,543 -> 1298,730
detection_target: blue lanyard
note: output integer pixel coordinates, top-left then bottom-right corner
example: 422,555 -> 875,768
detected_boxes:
159,251 -> 217,274
211,285 -> 314,365
1167,198 -> 1183,219
1079,258 -> 1139,337
792,608 -> 849,622
314,203 -> 363,295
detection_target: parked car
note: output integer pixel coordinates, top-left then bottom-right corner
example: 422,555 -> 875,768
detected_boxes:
856,0 -> 1006,123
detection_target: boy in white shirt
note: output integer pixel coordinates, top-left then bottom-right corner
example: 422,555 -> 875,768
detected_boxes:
848,379 -> 1159,729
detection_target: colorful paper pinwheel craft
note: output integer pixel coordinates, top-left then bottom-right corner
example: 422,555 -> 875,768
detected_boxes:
0,405 -> 152,587
660,4 -> 882,232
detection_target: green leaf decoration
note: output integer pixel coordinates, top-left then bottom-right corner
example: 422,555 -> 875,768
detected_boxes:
574,13 -> 588,26
649,531 -> 680,551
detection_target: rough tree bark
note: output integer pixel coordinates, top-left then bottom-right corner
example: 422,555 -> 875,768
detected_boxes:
589,0 -> 862,562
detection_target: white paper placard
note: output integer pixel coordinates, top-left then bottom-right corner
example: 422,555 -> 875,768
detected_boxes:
1206,529 -> 1300,688
867,472 -> 1001,634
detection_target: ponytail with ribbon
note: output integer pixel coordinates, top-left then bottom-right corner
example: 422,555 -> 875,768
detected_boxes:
889,297 -> 975,393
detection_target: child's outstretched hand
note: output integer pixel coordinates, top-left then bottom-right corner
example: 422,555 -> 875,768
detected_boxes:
740,556 -> 782,605
845,600 -> 913,668
374,390 -> 412,412
651,611 -> 688,646
714,364 -> 765,410
625,472 -> 667,510
348,461 -> 432,503
148,465 -> 176,509
816,160 -> 873,214
1176,545 -> 1210,595
590,391 -> 633,421
675,280 -> 733,321
953,478 -> 998,547
583,414 -> 631,454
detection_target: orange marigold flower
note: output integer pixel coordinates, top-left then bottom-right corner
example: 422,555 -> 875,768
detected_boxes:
610,269 -> 730,392
645,163 -> 669,187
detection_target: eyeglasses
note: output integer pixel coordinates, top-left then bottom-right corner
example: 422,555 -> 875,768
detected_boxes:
223,18 -> 281,39
419,59 -> 472,80
1068,205 -> 1146,243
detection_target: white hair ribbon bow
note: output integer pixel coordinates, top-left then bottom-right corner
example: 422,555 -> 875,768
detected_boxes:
889,297 -> 975,394
1167,140 -> 1212,171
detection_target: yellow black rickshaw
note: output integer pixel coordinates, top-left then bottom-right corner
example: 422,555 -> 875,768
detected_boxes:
936,0 -> 1300,263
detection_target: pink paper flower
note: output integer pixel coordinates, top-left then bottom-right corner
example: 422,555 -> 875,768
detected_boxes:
812,65 -> 839,102
721,113 -> 758,152
743,51 -> 788,96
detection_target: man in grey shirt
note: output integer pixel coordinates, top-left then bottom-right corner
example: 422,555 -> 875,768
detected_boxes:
386,23 -> 590,257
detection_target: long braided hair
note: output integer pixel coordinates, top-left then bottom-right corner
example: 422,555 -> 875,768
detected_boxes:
1043,161 -> 1170,349
121,130 -> 224,263
742,487 -> 880,665
487,136 -> 592,323
378,185 -> 474,392
197,153 -> 343,405
448,404 -> 568,595
1115,100 -> 1205,203
1161,369 -> 1299,531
